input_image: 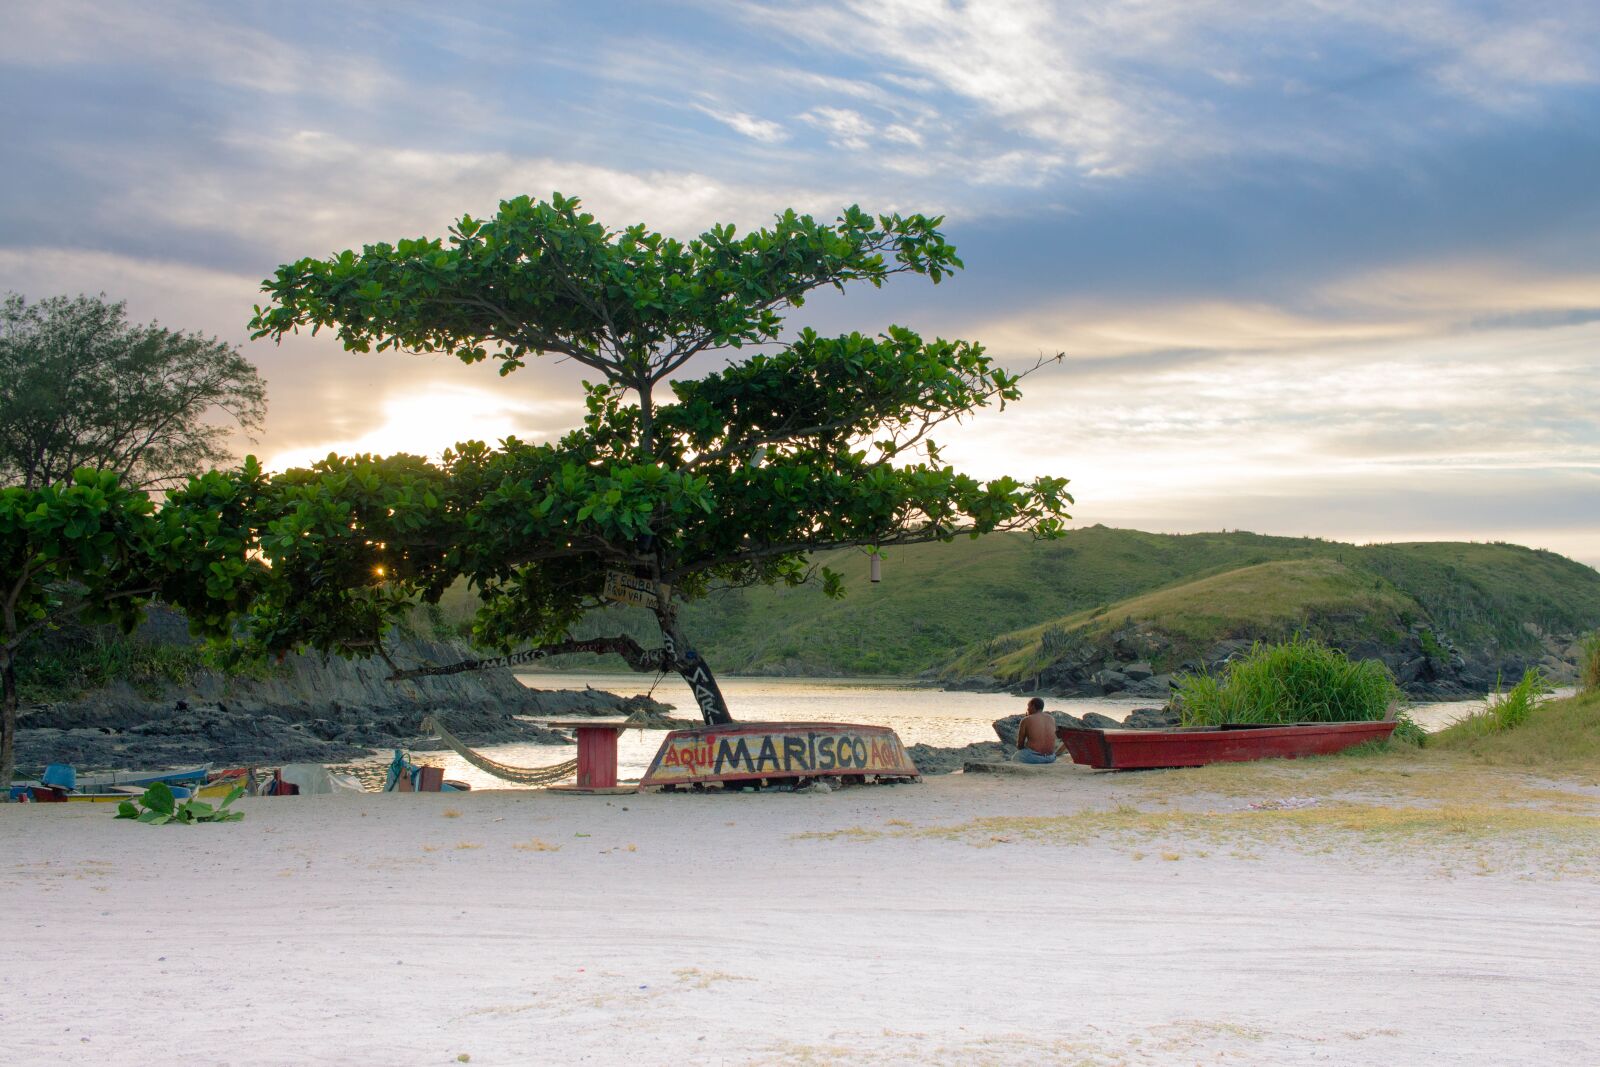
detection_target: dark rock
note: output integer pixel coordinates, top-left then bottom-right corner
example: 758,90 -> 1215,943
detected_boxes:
1205,639 -> 1253,667
992,710 -> 1085,746
1123,706 -> 1182,730
1397,657 -> 1429,685
1092,669 -> 1129,694
941,675 -> 1004,693
1080,711 -> 1123,729
906,741 -> 1011,775
1122,662 -> 1154,681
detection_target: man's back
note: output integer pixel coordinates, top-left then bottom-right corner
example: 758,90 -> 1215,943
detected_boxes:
1017,711 -> 1058,755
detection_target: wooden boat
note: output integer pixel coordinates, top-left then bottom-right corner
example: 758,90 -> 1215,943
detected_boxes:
76,766 -> 208,791
26,785 -> 141,803
197,768 -> 252,799
1056,720 -> 1398,770
18,764 -> 208,802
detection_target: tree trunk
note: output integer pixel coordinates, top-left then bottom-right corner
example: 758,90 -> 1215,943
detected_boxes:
656,614 -> 733,726
1,648 -> 17,797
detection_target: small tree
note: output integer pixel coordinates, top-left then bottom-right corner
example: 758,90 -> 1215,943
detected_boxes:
0,293 -> 267,490
249,196 -> 1070,723
0,464 -> 265,787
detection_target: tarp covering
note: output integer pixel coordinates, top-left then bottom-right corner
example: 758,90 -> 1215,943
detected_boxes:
279,763 -> 364,795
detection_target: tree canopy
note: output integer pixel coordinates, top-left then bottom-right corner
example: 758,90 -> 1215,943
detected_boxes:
249,195 -> 1070,723
0,293 -> 267,490
0,463 -> 266,786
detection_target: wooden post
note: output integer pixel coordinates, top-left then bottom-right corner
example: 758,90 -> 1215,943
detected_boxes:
547,720 -> 636,794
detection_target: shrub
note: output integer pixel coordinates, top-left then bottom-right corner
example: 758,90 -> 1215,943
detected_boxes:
1174,635 -> 1405,729
1580,632 -> 1600,693
1440,667 -> 1549,741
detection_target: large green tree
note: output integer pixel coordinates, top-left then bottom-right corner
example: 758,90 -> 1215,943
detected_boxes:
249,195 -> 1070,723
0,293 -> 267,490
0,464 -> 265,788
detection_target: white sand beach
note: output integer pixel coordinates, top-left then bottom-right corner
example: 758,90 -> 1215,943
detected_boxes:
5,762 -> 1597,1066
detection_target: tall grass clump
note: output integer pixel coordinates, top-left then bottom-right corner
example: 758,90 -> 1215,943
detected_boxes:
1579,632 -> 1600,693
1439,667 -> 1549,741
1175,635 -> 1406,733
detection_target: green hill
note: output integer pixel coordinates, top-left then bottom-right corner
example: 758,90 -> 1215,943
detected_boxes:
940,557 -> 1421,683
438,526 -> 1600,684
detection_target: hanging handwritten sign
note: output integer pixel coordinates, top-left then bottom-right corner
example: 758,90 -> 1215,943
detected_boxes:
603,572 -> 665,610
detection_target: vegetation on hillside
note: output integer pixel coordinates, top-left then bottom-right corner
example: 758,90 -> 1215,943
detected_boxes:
1431,668 -> 1549,741
934,533 -> 1600,688
1431,686 -> 1600,778
1580,632 -> 1600,692
433,527 -> 1600,680
943,557 -> 1419,682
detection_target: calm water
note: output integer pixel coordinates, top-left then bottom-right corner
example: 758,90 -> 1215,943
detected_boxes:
375,672 -> 1534,790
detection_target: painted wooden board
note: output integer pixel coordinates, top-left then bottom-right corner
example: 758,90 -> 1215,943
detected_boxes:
640,721 -> 920,788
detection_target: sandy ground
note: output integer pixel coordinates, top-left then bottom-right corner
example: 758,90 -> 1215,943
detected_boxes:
4,760 -> 1598,1066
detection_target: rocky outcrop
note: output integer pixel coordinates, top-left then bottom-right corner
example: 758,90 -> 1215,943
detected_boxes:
944,620 -> 1586,700
14,614 -> 674,771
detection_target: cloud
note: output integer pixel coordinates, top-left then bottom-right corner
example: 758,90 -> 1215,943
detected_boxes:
694,104 -> 789,144
739,0 -> 1600,178
96,128 -> 871,265
979,258 -> 1600,364
1,0 -> 398,102
929,315 -> 1600,563
799,106 -> 877,150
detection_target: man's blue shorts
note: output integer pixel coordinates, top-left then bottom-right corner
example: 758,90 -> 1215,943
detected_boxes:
1012,748 -> 1057,765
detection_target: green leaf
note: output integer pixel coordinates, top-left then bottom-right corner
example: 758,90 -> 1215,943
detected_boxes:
141,782 -> 176,815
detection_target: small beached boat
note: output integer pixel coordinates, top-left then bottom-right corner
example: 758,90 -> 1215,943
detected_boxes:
12,764 -> 214,803
383,750 -> 470,793
1056,720 -> 1398,770
25,786 -> 141,803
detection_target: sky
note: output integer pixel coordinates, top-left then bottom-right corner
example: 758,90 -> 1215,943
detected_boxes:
1,0 -> 1597,564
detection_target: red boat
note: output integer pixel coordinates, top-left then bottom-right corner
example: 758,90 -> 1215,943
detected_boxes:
1056,720 -> 1398,770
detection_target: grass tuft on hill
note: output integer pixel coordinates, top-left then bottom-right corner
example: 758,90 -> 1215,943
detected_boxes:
1437,668 -> 1549,741
1580,632 -> 1600,693
1174,635 -> 1406,730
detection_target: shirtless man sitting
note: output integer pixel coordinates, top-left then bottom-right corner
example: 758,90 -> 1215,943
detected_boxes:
1013,697 -> 1063,765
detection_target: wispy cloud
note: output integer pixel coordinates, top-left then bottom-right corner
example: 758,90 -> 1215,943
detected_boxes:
1,0 -> 399,101
694,104 -> 789,144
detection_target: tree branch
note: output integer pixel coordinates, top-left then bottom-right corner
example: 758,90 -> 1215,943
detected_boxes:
385,635 -> 669,680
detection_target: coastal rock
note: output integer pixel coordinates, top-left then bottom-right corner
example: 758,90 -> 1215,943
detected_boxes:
1122,662 -> 1154,681
1122,706 -> 1182,730
905,741 -> 1011,775
14,700 -> 590,772
1092,669 -> 1129,694
1080,711 -> 1123,729
14,615 -> 674,771
991,710 -> 1085,746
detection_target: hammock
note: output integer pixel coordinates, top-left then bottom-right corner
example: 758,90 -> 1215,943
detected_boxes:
419,715 -> 579,787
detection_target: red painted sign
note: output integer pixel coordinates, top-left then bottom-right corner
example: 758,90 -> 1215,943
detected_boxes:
640,722 -> 920,788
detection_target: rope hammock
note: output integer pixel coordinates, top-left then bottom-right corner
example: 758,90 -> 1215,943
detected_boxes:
418,709 -> 667,788
420,715 -> 578,787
